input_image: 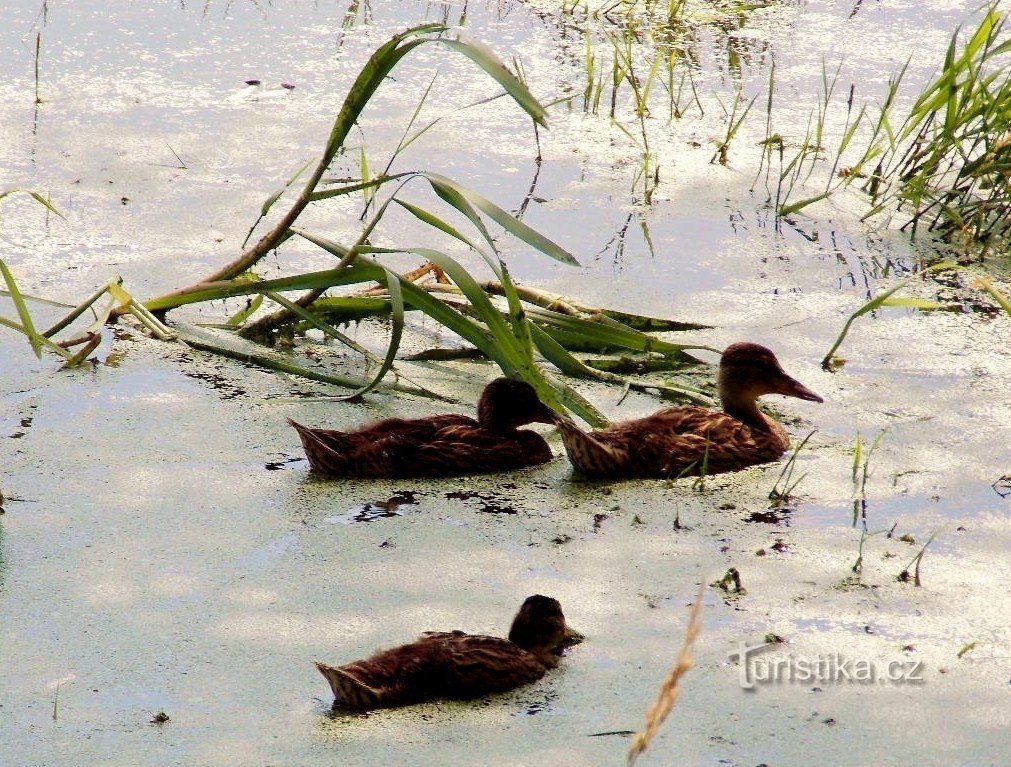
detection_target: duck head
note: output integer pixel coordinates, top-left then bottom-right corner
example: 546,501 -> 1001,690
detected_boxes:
718,342 -> 823,415
477,378 -> 559,432
507,595 -> 584,657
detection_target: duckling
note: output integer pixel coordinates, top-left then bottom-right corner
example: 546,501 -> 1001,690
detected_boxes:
554,342 -> 822,479
315,595 -> 583,711
288,377 -> 558,478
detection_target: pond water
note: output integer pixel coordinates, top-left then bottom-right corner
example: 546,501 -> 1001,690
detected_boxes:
2,1 -> 1009,766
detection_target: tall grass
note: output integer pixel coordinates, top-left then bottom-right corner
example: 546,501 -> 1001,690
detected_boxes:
766,2 -> 1011,259
859,6 -> 1011,251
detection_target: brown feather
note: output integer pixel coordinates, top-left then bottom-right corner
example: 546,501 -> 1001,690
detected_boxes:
315,596 -> 579,711
557,407 -> 789,479
288,378 -> 557,478
556,343 -> 821,479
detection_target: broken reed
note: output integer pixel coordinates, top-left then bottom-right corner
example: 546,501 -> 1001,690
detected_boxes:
1,25 -> 714,423
627,588 -> 703,766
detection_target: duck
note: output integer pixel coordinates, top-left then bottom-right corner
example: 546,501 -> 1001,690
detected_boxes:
554,342 -> 823,479
288,377 -> 558,478
315,595 -> 583,711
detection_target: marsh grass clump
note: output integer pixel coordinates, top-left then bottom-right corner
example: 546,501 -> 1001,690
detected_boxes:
566,0 -> 774,206
766,3 -> 1011,260
859,6 -> 1011,254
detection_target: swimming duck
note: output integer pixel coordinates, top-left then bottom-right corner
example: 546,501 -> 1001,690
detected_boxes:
554,342 -> 823,479
315,595 -> 582,711
288,377 -> 558,478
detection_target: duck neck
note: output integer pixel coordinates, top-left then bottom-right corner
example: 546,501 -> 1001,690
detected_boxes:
477,403 -> 513,433
510,635 -> 560,667
719,390 -> 769,431
478,413 -> 515,433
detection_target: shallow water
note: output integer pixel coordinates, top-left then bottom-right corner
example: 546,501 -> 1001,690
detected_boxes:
2,1 -> 1010,765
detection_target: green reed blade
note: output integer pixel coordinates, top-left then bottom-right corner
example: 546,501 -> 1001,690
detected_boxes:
422,173 -> 579,266
821,262 -> 958,369
0,259 -> 44,358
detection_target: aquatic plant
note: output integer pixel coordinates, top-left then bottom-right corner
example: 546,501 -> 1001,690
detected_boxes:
821,261 -> 1010,370
767,429 -> 814,506
860,6 -> 1011,252
897,530 -> 939,587
0,26 -> 713,423
769,3 -> 1011,258
566,0 -> 1011,287
850,428 -> 885,528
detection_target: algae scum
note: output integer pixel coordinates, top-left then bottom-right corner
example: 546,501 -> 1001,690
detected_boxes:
2,1 -> 1010,766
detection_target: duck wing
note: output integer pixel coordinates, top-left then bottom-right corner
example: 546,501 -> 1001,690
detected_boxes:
429,633 -> 551,698
289,414 -> 477,477
316,637 -> 454,710
391,427 -> 552,477
563,407 -> 785,478
627,409 -> 786,476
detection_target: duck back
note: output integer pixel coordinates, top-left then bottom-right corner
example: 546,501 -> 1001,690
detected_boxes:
290,414 -> 552,478
316,633 -> 551,710
558,406 -> 790,479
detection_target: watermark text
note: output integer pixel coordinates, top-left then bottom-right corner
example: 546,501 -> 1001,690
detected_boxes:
729,642 -> 925,690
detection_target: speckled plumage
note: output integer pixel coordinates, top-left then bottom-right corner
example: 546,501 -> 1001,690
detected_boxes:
289,378 -> 557,478
315,595 -> 580,711
556,406 -> 790,479
556,342 -> 822,479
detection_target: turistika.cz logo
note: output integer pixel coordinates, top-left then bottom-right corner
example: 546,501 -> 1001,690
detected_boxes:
728,641 -> 926,690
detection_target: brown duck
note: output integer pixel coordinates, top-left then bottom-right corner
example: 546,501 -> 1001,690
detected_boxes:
315,595 -> 583,711
288,378 -> 557,478
554,342 -> 823,479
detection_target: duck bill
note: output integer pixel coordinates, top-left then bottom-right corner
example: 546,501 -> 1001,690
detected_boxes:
778,374 -> 823,403
562,625 -> 585,647
535,403 -> 565,426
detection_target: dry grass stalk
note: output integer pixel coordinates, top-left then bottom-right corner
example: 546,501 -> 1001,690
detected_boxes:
626,587 -> 704,765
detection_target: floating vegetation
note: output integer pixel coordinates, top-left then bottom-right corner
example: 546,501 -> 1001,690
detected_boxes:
0,25 -> 713,423
5,9 -> 1008,419
711,566 -> 745,595
0,270 -> 175,368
